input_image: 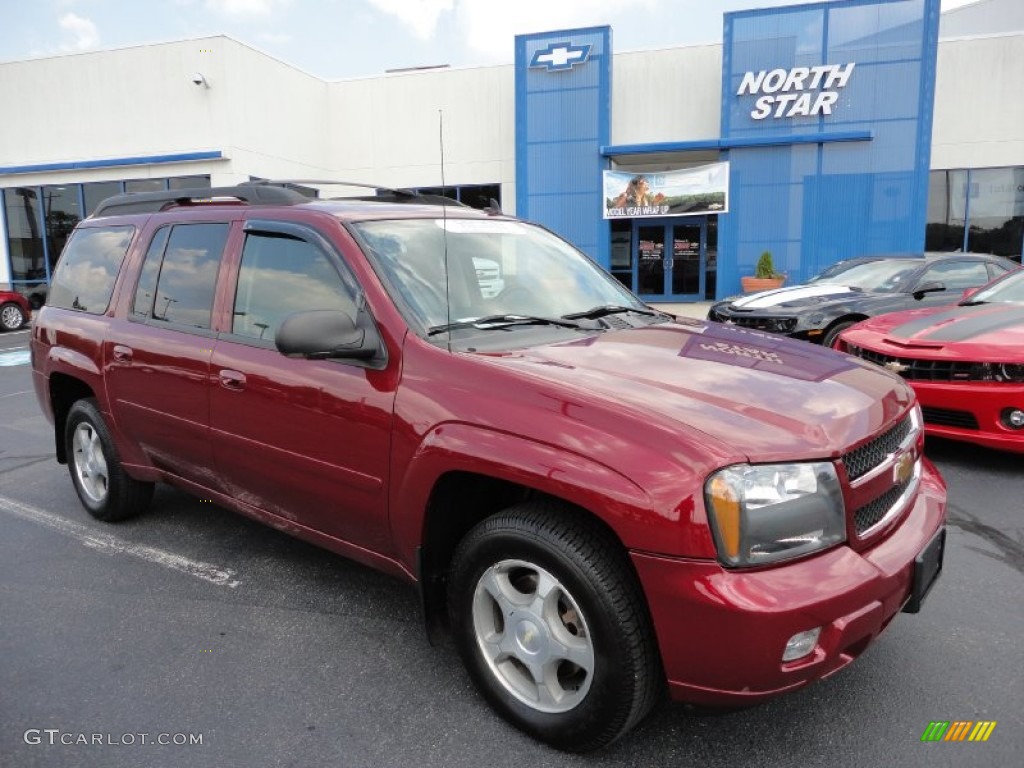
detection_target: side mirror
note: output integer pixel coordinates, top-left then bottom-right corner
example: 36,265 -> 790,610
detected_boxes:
912,280 -> 945,300
275,309 -> 379,360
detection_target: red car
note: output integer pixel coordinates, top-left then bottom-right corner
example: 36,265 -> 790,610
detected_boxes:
0,289 -> 31,331
31,182 -> 946,751
837,267 -> 1024,453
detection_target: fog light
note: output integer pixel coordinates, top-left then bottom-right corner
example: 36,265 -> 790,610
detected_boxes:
1006,409 -> 1024,429
782,628 -> 821,662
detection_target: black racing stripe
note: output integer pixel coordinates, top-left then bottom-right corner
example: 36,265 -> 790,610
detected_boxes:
892,305 -> 1024,342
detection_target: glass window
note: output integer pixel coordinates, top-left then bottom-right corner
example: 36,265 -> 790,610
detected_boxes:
2,187 -> 45,282
83,182 -> 124,217
964,167 -> 1024,261
168,175 -> 212,191
132,227 -> 171,317
610,219 -> 632,289
125,178 -> 167,194
705,217 -> 718,300
918,260 -> 990,292
152,223 -> 228,328
42,184 -> 83,276
232,232 -> 356,341
925,170 -> 967,252
47,226 -> 135,314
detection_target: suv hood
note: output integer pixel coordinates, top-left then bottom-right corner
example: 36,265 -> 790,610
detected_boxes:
481,319 -> 913,463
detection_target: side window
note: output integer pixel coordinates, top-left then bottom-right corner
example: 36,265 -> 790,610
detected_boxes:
919,261 -> 990,292
232,232 -> 357,341
47,226 -> 134,314
132,226 -> 170,318
151,223 -> 229,329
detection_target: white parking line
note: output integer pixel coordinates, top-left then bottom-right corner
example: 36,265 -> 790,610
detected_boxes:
1,389 -> 33,398
0,495 -> 241,588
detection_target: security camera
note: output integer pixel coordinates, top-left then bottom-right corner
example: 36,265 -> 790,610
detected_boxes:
191,72 -> 208,87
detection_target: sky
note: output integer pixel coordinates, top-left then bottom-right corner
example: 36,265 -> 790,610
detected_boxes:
0,0 -> 985,80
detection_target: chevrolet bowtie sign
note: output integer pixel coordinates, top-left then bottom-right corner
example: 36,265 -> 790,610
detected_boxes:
737,63 -> 856,119
530,41 -> 592,71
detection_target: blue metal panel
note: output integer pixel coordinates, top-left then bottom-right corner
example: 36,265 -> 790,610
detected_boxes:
602,130 -> 872,156
515,26 -> 611,267
0,151 -> 224,175
718,0 -> 940,299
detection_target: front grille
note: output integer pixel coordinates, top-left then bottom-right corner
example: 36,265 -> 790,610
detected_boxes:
849,347 -> 1001,382
854,476 -> 912,535
922,406 -> 979,430
714,314 -> 796,333
841,414 -> 913,481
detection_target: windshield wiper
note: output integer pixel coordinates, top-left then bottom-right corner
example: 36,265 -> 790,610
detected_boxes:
562,304 -> 661,320
427,314 -> 584,336
959,299 -> 988,306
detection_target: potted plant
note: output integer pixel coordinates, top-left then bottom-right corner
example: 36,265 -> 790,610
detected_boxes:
741,250 -> 786,293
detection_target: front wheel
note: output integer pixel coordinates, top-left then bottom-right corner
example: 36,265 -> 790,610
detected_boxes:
65,398 -> 154,522
447,502 -> 663,752
0,302 -> 26,331
822,319 -> 859,348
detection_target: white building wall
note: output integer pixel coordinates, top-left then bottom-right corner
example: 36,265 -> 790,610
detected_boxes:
327,65 -> 515,209
611,44 -> 723,146
930,33 -> 1024,170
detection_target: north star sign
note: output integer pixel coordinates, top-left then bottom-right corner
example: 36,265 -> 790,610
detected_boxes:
737,63 -> 856,119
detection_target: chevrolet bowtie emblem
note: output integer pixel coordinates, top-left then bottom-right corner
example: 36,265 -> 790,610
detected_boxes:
529,42 -> 592,72
884,360 -> 909,374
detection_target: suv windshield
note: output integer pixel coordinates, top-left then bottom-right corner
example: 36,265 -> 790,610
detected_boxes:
352,218 -> 651,335
809,259 -> 921,293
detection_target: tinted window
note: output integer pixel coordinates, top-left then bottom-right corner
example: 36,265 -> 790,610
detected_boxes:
152,223 -> 228,328
132,227 -> 170,317
83,181 -> 124,216
232,232 -> 356,341
919,261 -> 990,292
47,226 -> 134,314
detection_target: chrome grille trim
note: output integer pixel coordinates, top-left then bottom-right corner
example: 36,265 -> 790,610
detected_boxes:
854,459 -> 922,537
842,409 -> 920,487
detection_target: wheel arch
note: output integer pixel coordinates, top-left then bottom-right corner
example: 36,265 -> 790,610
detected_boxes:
48,373 -> 98,464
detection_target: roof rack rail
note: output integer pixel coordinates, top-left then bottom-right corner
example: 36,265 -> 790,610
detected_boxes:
248,179 -> 469,208
90,183 -> 308,218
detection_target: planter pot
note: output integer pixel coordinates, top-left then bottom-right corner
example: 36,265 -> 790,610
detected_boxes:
741,276 -> 785,293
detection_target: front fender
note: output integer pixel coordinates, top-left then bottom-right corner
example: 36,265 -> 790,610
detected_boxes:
389,422 -> 715,571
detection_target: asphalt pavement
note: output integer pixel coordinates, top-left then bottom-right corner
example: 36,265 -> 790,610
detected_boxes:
0,325 -> 1021,768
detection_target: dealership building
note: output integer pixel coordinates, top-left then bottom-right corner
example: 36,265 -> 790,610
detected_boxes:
1,0 -> 1021,304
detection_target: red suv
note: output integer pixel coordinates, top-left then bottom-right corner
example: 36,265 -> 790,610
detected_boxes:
31,183 -> 947,751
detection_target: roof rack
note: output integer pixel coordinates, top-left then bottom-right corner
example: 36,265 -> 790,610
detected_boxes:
90,183 -> 308,218
90,179 -> 468,218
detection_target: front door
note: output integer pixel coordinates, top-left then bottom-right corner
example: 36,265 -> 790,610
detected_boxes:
634,219 -> 705,302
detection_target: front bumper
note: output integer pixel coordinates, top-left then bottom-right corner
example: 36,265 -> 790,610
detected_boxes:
915,381 -> 1024,453
631,462 -> 946,707
707,307 -> 821,341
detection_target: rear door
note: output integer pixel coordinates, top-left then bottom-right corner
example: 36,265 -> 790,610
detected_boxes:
208,219 -> 397,552
103,220 -> 233,487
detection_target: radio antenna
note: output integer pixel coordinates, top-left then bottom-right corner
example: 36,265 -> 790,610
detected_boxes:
439,109 -> 451,351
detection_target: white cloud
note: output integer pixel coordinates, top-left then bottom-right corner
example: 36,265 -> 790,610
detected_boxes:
365,0 -> 455,40
456,0 -> 662,59
206,0 -> 290,17
58,12 -> 99,51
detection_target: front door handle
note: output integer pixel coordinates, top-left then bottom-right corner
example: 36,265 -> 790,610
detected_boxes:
218,369 -> 246,391
112,345 -> 133,363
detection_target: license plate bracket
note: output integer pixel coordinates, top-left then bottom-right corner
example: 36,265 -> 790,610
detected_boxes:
903,526 -> 945,614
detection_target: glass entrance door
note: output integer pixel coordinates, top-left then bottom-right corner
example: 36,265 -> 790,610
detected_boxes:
632,218 -> 706,301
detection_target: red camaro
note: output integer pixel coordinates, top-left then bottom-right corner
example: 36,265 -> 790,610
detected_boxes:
837,267 -> 1024,453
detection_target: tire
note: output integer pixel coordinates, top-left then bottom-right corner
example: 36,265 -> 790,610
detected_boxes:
0,302 -> 26,331
822,319 -> 858,348
65,398 -> 153,522
447,501 -> 663,752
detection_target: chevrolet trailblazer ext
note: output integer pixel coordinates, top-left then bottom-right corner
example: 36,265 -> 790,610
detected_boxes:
31,183 -> 946,752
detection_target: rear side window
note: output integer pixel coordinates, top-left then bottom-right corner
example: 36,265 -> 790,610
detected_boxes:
133,223 -> 228,329
231,232 -> 356,341
48,226 -> 134,314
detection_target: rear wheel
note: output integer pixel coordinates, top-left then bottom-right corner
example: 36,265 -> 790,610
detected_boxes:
447,501 -> 662,752
0,302 -> 26,331
65,398 -> 153,521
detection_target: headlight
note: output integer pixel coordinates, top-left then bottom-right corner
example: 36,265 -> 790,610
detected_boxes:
705,462 -> 846,567
998,363 -> 1024,383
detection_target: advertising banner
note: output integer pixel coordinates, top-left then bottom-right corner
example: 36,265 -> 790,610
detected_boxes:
603,162 -> 729,219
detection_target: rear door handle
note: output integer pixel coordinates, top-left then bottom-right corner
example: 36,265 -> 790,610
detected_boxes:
112,345 -> 133,363
218,369 -> 246,391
